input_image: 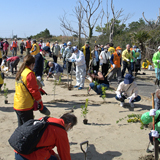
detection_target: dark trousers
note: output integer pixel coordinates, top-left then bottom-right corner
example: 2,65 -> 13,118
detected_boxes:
67,62 -> 72,73
15,153 -> 57,160
0,58 -> 2,65
115,95 -> 141,103
93,61 -> 99,73
85,58 -> 90,72
131,62 -> 135,72
53,55 -> 57,63
102,63 -> 109,76
15,109 -> 34,127
20,46 -> 24,55
121,61 -> 131,78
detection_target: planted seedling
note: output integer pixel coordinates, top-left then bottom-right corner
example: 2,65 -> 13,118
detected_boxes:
53,80 -> 57,100
58,73 -> 62,85
3,83 -> 8,104
101,86 -> 107,101
81,99 -> 89,124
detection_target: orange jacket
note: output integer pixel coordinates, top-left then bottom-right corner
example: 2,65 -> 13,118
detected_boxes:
12,41 -> 17,48
26,40 -> 31,48
111,52 -> 121,68
16,117 -> 71,160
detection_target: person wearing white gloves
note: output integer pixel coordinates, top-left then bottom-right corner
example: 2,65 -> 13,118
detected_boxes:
141,109 -> 160,152
152,46 -> 160,83
67,46 -> 86,90
115,73 -> 141,107
121,44 -> 132,78
107,46 -> 122,84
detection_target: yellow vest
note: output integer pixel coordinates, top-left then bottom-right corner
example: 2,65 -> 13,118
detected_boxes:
82,45 -> 92,59
14,67 -> 34,111
31,43 -> 40,55
0,49 -> 2,58
0,71 -> 4,84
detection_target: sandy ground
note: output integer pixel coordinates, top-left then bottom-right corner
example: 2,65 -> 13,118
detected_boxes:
0,62 -> 155,160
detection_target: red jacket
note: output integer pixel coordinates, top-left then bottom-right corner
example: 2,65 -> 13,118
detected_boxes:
7,56 -> 19,62
15,117 -> 71,160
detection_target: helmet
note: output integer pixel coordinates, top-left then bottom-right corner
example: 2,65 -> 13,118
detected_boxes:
67,41 -> 71,46
64,43 -> 67,46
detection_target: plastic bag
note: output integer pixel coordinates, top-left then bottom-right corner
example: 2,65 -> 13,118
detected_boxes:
93,58 -> 97,66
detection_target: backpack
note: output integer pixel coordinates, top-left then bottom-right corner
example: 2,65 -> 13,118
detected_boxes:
8,117 -> 65,155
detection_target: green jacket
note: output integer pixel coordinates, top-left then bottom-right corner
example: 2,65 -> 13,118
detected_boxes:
152,51 -> 160,68
141,110 -> 160,141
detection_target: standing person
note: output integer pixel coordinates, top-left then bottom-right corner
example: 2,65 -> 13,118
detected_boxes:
63,41 -> 72,73
99,45 -> 111,76
0,39 -> 4,55
107,46 -> 122,84
14,55 -> 44,126
121,44 -> 132,78
2,55 -> 20,75
20,40 -> 25,56
11,38 -> 18,56
136,47 -> 141,72
68,46 -> 86,90
46,41 -> 50,47
52,41 -> 60,63
91,45 -> 100,73
3,40 -> 9,56
101,45 -> 104,51
25,37 -> 32,55
39,39 -> 45,52
0,68 -> 4,90
88,70 -> 109,97
81,41 -> 92,74
115,74 -> 141,107
14,113 -> 77,160
47,62 -> 63,81
152,46 -> 160,84
30,40 -> 40,56
61,43 -> 67,67
33,46 -> 51,85
108,43 -> 115,55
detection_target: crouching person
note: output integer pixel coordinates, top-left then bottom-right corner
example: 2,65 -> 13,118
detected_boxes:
141,109 -> 160,152
88,70 -> 109,97
115,73 -> 141,107
47,62 -> 63,81
14,113 -> 77,160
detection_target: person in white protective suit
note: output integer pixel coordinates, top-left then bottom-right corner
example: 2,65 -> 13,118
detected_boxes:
67,46 -> 86,90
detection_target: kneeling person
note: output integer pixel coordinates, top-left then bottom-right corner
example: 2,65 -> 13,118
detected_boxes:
89,70 -> 109,97
115,73 -> 141,107
47,62 -> 63,81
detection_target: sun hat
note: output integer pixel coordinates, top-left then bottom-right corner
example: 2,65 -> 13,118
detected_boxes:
124,74 -> 134,84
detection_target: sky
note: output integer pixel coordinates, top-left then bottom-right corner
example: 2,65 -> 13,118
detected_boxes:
0,0 -> 159,38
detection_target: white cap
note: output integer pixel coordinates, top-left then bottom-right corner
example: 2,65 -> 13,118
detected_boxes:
67,41 -> 71,46
158,46 -> 160,50
72,46 -> 78,52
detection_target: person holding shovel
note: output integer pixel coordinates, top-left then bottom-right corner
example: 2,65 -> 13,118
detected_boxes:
67,46 -> 86,90
152,46 -> 160,85
121,44 -> 132,78
107,46 -> 122,84
115,73 -> 141,107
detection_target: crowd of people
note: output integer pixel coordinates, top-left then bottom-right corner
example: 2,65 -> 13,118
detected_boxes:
1,37 -> 160,159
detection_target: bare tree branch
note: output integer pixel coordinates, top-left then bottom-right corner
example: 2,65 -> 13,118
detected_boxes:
142,12 -> 154,29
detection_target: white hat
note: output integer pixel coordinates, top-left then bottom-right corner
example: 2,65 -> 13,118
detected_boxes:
67,41 -> 71,46
158,46 -> 160,50
72,46 -> 78,52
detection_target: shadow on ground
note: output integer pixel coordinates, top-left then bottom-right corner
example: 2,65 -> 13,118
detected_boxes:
71,144 -> 122,160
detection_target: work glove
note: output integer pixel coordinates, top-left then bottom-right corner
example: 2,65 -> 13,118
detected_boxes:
151,130 -> 159,138
127,59 -> 130,62
38,101 -> 44,111
117,94 -> 122,99
127,96 -> 133,103
30,51 -> 32,53
112,64 -> 116,68
149,109 -> 156,116
157,60 -> 160,63
71,59 -> 76,63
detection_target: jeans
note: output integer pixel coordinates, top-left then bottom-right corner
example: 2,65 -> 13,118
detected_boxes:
90,83 -> 109,95
115,95 -> 141,103
10,58 -> 20,74
121,61 -> 131,78
155,68 -> 160,80
131,62 -> 135,72
12,47 -> 17,56
15,153 -> 57,160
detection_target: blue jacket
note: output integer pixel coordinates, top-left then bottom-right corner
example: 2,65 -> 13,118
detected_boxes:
49,62 -> 63,74
33,53 -> 44,77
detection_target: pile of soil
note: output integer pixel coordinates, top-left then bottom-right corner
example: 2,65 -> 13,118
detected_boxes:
139,154 -> 154,160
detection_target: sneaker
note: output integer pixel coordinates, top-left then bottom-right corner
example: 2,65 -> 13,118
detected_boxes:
74,85 -> 79,88
78,87 -> 83,90
130,103 -> 134,108
120,102 -> 124,107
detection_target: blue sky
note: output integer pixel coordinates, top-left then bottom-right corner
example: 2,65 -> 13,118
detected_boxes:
0,0 -> 159,38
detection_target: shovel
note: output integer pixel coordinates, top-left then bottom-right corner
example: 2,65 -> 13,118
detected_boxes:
80,141 -> 88,160
151,92 -> 159,160
105,67 -> 115,78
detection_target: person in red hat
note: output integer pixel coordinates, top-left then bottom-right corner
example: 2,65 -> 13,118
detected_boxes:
107,46 -> 122,84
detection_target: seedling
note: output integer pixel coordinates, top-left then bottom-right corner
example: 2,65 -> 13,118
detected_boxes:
81,99 -> 89,124
101,86 -> 107,101
3,83 -> 8,104
58,73 -> 62,85
116,113 -> 144,129
53,80 -> 57,100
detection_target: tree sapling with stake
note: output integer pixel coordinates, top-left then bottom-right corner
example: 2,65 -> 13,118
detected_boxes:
81,99 -> 89,124
3,83 -> 8,104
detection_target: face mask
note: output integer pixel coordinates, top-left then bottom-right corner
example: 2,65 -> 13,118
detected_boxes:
118,50 -> 122,53
45,53 -> 49,57
104,49 -> 107,51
